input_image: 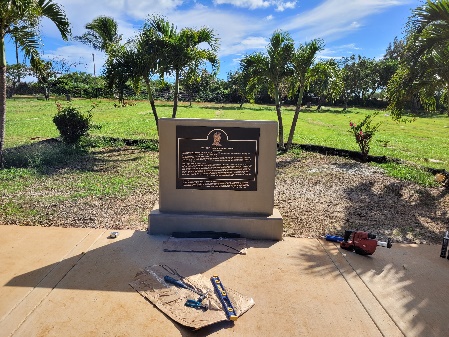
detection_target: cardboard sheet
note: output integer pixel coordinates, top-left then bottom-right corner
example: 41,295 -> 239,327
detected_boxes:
129,265 -> 255,330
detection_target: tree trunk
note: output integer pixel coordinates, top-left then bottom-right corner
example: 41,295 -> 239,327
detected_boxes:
119,88 -> 124,105
44,86 -> 49,100
411,95 -> 419,114
145,79 -> 159,131
15,40 -> 20,84
274,88 -> 284,150
447,84 -> 449,117
172,68 -> 180,118
286,85 -> 305,151
0,37 -> 6,168
316,96 -> 324,110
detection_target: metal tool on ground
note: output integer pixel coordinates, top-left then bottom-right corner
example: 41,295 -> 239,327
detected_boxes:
211,275 -> 238,321
197,291 -> 209,303
185,299 -> 208,310
340,230 -> 392,256
440,231 -> 449,258
325,234 -> 344,243
163,275 -> 203,296
109,231 -> 119,239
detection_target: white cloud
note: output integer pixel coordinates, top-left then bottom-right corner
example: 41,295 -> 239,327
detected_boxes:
41,44 -> 107,76
214,36 -> 269,58
50,0 -> 183,35
213,0 -> 271,9
319,43 -> 361,59
241,36 -> 269,47
37,0 -> 274,75
38,0 -> 180,71
281,0 -> 411,41
232,56 -> 243,65
30,0 -> 414,78
40,0 -> 408,64
274,1 -> 296,12
166,6 -> 272,57
213,0 -> 297,11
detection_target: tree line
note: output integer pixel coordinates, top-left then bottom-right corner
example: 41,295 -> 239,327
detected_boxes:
1,0 -> 449,164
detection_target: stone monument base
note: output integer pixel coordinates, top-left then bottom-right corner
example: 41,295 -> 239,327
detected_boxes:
148,204 -> 283,240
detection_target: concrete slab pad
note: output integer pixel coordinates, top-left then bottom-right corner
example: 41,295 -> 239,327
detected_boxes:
0,225 -> 448,337
325,241 -> 449,337
0,226 -> 105,336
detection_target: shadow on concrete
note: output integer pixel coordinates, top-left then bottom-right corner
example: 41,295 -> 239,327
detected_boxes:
4,231 -> 268,291
4,231 -> 275,334
292,238 -> 449,336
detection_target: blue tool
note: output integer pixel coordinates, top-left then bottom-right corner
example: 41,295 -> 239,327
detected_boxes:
185,299 -> 207,310
211,275 -> 238,321
164,275 -> 190,289
325,234 -> 344,243
164,275 -> 203,296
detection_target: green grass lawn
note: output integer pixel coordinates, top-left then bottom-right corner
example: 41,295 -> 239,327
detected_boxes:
4,97 -> 448,170
1,97 -> 447,227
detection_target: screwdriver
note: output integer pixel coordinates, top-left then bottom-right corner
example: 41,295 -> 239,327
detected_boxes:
164,275 -> 203,295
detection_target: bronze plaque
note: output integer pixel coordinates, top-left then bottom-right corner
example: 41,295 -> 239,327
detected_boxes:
176,125 -> 260,190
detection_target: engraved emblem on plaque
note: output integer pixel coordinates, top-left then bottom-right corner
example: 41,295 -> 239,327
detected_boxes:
212,131 -> 222,146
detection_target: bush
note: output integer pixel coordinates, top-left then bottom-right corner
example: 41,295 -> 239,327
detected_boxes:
53,103 -> 96,144
349,113 -> 381,161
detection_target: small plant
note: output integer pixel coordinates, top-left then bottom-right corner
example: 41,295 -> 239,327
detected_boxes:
53,103 -> 98,144
349,113 -> 381,161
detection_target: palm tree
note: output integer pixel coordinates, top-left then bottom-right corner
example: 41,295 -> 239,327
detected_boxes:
0,0 -> 70,167
410,1 -> 449,48
412,0 -> 449,116
387,0 -> 449,118
148,16 -> 219,118
104,44 -> 134,105
129,18 -> 168,130
285,39 -> 323,150
240,30 -> 294,150
74,16 -> 121,54
75,16 -> 121,101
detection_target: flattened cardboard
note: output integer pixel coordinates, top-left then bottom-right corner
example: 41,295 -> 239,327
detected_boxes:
129,265 -> 255,330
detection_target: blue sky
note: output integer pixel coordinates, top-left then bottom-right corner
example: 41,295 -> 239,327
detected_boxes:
5,0 -> 421,80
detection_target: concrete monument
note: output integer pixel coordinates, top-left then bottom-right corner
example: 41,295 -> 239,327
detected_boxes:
148,118 -> 283,240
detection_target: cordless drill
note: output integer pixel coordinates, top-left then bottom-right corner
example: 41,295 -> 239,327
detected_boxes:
339,230 -> 392,256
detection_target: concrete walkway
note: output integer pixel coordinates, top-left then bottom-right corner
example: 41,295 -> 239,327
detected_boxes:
0,225 -> 448,337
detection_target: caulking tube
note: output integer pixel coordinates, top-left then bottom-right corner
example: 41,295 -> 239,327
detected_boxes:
440,231 -> 449,258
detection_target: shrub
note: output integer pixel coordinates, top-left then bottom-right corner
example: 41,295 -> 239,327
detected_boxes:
53,103 -> 96,144
349,113 -> 381,161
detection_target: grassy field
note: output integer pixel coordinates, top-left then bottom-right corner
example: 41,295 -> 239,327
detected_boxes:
1,97 -> 447,229
4,97 -> 449,169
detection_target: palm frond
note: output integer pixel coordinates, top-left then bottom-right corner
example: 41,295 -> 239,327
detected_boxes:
9,25 -> 40,60
37,0 -> 70,40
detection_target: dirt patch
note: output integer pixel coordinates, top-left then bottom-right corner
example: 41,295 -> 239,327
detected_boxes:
276,152 -> 448,244
1,149 -> 448,244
